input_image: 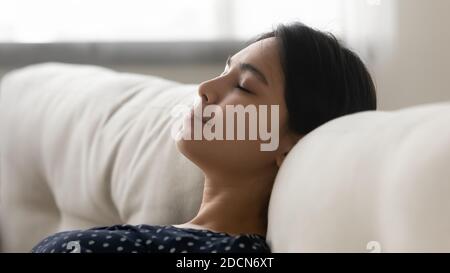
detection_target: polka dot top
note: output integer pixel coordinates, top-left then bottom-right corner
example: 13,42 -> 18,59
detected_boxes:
31,224 -> 271,253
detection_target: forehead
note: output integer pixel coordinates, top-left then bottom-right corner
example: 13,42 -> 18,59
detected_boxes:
232,37 -> 284,89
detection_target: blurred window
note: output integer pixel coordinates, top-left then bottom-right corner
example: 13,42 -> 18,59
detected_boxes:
0,0 -> 343,43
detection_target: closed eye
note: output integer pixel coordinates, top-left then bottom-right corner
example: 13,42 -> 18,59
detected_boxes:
236,85 -> 252,94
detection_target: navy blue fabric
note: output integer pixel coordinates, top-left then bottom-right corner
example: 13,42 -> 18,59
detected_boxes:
31,224 -> 271,253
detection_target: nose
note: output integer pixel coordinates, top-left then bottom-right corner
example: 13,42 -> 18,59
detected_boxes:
197,79 -> 220,106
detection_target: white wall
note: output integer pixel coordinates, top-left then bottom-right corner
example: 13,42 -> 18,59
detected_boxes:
345,0 -> 450,110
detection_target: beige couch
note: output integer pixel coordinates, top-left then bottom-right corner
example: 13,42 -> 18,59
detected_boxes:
1,63 -> 449,252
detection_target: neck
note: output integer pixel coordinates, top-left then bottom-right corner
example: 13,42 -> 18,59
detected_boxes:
187,171 -> 275,237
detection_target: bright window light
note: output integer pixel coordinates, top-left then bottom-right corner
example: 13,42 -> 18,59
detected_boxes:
0,0 -> 343,43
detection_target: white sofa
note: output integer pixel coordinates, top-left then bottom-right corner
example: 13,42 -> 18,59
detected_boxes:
1,63 -> 449,253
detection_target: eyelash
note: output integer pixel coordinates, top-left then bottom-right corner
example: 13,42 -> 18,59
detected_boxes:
221,65 -> 252,94
236,85 -> 251,94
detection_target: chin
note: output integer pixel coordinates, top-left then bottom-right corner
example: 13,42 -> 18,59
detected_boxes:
176,137 -> 207,167
175,137 -> 191,158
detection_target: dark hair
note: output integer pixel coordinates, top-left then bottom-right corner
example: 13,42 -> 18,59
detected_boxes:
251,22 -> 377,135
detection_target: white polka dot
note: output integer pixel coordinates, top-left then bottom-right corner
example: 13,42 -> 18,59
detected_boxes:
222,239 -> 228,243
181,250 -> 188,253
239,243 -> 245,248
252,245 -> 258,250
86,249 -> 93,253
106,235 -> 112,239
187,242 -> 194,246
125,231 -> 130,234
193,236 -> 199,240
135,242 -> 141,247
175,237 -> 181,241
62,243 -> 67,248
117,246 -> 124,251
158,245 -> 165,250
50,249 -> 55,253
91,234 -> 97,237
156,229 -> 162,233
77,233 -> 83,237
136,239 -> 142,242
131,251 -> 138,253
170,248 -> 176,253
205,241 -> 212,245
211,250 -> 217,253
120,237 -> 126,242
145,240 -> 152,245
103,243 -> 109,248
206,233 -> 212,237
225,246 -> 231,251
88,240 -> 95,245
163,236 -> 169,241
63,236 -> 69,240
200,246 -> 206,250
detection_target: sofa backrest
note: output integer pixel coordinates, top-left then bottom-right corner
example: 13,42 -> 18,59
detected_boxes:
268,102 -> 450,252
0,63 -> 204,252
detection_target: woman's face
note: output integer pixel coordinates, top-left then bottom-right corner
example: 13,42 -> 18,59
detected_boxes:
176,37 -> 300,179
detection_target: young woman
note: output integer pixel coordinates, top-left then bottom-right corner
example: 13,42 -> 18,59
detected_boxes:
32,22 -> 376,253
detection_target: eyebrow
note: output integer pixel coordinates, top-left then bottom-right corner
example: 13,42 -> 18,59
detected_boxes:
226,55 -> 269,86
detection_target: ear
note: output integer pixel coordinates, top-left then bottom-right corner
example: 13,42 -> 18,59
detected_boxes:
275,132 -> 303,168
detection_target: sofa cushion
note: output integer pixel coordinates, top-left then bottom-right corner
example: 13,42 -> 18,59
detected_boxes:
267,102 -> 450,252
0,63 -> 204,252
